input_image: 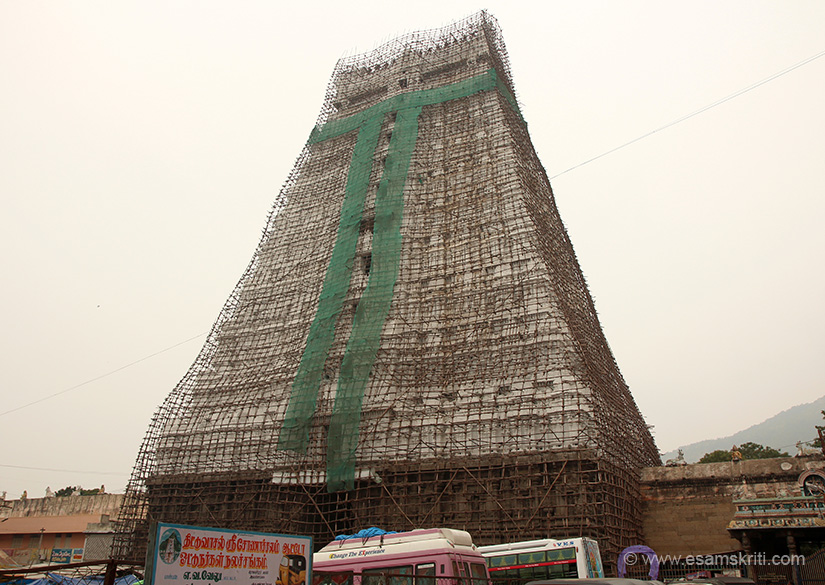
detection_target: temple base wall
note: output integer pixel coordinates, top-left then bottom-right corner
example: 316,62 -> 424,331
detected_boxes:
126,450 -> 643,570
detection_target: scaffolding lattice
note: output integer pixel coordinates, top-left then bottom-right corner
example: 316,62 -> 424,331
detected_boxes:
114,10 -> 660,568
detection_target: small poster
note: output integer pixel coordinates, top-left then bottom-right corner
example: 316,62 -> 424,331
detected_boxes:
149,523 -> 311,585
50,549 -> 73,564
71,548 -> 85,563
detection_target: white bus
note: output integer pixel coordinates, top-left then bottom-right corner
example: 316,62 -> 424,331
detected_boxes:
478,538 -> 603,581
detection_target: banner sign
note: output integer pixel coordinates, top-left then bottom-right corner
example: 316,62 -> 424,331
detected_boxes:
50,548 -> 84,564
50,549 -> 72,564
149,523 -> 311,585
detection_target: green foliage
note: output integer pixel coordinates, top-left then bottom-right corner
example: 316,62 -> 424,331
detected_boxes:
54,486 -> 102,497
699,441 -> 789,463
698,449 -> 733,463
738,441 -> 789,459
814,410 -> 825,449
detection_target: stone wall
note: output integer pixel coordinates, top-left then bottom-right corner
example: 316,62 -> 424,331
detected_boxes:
640,455 -> 825,556
1,493 -> 124,520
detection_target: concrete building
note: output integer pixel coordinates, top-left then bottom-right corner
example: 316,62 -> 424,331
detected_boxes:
0,493 -> 124,567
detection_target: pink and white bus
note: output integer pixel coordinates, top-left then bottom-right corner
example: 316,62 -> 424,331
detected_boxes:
313,528 -> 490,585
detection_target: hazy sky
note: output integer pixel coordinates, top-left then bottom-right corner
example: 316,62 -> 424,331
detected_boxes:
2,1 -> 824,500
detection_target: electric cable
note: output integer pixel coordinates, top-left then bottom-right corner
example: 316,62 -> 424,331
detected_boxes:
0,332 -> 207,417
550,47 -> 825,180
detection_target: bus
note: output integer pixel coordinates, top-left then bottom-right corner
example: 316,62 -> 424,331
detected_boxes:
313,528 -> 490,585
478,538 -> 603,581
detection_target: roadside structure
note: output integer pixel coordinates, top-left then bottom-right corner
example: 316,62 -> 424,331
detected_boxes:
640,455 -> 825,582
0,493 -> 123,567
114,11 -> 660,563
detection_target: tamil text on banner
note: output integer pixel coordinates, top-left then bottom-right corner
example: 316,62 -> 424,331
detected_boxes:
150,523 -> 311,585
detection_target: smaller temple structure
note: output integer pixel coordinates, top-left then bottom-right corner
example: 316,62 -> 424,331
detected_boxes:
641,455 -> 825,583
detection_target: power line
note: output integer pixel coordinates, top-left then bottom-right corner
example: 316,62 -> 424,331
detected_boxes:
550,47 -> 825,180
3,48 -> 823,436
0,332 -> 207,418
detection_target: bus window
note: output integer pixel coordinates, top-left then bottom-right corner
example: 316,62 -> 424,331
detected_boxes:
363,566 -> 413,585
486,555 -> 505,571
546,547 -> 578,579
517,552 -> 545,580
486,554 -> 517,581
469,562 -> 488,585
416,563 -> 435,585
453,560 -> 475,585
313,571 -> 353,585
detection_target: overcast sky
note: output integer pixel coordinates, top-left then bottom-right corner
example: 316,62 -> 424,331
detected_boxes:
2,1 -> 824,500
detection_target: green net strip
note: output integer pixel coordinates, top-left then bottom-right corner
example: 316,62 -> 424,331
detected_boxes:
278,116 -> 383,453
279,65 -> 523,470
326,106 -> 423,492
309,68 -> 520,144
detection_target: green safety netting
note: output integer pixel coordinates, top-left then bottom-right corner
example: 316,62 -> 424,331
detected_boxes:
279,67 -> 523,491
277,115 -> 383,453
309,68 -> 521,144
326,105 -> 422,491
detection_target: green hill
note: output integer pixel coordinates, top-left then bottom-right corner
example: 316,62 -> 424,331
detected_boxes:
663,395 -> 825,463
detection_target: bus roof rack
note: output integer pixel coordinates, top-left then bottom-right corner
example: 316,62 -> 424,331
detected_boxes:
318,528 -> 474,551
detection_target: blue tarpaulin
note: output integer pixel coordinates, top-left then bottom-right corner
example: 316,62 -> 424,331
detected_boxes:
333,528 -> 397,541
4,573 -> 141,585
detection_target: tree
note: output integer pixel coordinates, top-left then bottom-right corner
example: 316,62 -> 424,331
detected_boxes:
738,441 -> 788,459
698,441 -> 788,463
698,450 -> 732,463
813,409 -> 825,449
54,485 -> 102,497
